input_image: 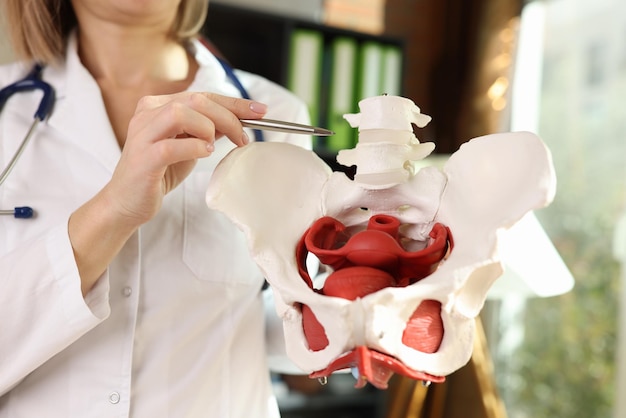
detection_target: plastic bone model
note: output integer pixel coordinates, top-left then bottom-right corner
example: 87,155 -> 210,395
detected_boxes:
206,95 -> 556,389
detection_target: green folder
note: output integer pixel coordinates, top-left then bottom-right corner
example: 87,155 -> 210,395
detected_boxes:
325,37 -> 359,152
287,29 -> 324,128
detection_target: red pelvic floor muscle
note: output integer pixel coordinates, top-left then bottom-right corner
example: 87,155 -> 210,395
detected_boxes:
298,214 -> 450,359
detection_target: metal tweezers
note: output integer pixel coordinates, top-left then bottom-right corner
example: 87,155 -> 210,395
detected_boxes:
240,119 -> 334,136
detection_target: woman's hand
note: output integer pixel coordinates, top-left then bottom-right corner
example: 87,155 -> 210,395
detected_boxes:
69,92 -> 267,295
106,91 -> 267,226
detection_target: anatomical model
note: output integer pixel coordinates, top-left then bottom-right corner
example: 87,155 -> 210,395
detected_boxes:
206,95 -> 556,389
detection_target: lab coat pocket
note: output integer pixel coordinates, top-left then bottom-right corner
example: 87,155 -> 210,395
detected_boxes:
182,171 -> 262,285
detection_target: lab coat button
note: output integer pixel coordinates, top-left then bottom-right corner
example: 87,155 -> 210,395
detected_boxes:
109,392 -> 120,404
121,286 -> 132,297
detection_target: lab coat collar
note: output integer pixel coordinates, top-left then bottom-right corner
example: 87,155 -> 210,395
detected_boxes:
46,32 -> 121,174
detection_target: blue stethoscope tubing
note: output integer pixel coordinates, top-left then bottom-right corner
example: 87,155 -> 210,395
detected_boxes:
0,63 -> 54,219
0,55 -> 261,220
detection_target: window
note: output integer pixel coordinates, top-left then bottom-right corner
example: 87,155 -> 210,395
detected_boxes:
489,1 -> 626,417
586,42 -> 606,86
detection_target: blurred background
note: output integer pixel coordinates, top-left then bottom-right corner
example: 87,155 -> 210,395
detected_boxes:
2,0 -> 625,417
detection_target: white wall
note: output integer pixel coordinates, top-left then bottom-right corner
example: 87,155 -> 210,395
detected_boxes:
210,0 -> 324,22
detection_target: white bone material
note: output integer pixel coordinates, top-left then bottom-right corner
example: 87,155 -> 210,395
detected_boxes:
339,96 -> 436,189
343,95 -> 432,130
206,95 -> 556,379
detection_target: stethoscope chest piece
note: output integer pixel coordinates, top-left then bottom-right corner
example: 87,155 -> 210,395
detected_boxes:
0,206 -> 34,219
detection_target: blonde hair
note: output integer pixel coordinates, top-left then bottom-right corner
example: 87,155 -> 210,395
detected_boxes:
2,0 -> 210,64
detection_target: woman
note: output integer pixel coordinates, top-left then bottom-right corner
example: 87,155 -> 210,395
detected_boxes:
0,0 -> 311,416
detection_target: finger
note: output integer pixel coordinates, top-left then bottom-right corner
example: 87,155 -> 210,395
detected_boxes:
136,92 -> 268,146
132,100 -> 219,146
184,93 -> 251,146
135,92 -> 267,119
148,137 -> 214,170
203,92 -> 268,119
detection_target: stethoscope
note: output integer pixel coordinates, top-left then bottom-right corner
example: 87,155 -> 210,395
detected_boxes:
0,57 -> 263,220
0,63 -> 54,219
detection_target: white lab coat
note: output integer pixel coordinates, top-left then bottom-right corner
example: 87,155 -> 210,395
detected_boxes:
0,34 -> 310,417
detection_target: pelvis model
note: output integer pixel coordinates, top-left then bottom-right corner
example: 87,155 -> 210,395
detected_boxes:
206,95 -> 556,389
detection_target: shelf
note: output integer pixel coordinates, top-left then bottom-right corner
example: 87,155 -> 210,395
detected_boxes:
202,3 -> 405,164
203,4 -> 403,87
